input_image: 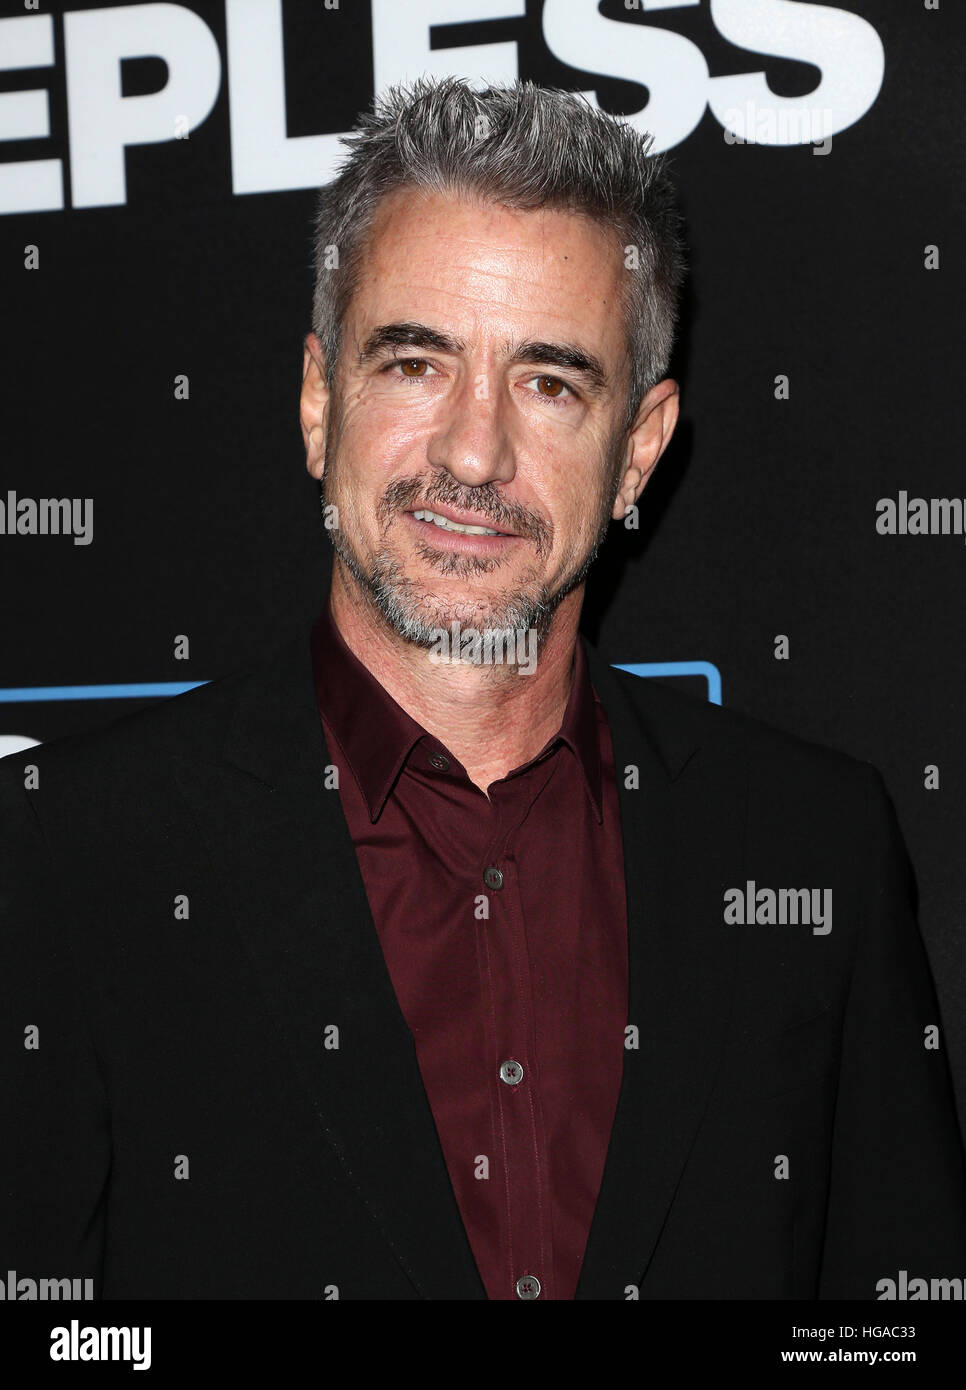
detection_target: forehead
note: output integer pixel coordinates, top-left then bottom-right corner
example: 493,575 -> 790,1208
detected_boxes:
349,186 -> 626,356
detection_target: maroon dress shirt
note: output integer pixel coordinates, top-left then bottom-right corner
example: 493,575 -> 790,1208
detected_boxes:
311,599 -> 628,1300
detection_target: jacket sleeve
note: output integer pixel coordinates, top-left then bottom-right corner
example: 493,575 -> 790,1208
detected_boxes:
0,761 -> 111,1294
818,764 -> 966,1297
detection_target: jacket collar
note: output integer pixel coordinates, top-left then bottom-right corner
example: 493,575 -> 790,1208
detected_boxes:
217,616 -> 695,802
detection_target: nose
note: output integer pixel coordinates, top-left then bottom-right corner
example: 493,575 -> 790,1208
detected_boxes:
425,369 -> 516,489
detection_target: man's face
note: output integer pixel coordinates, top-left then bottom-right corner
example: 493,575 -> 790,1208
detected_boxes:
308,187 -> 641,647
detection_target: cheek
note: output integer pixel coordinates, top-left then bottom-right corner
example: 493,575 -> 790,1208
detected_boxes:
339,393 -> 430,470
553,468 -> 603,531
327,407 -> 422,541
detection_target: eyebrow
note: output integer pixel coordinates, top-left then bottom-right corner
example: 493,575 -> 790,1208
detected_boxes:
356,321 -> 609,396
358,321 -> 464,362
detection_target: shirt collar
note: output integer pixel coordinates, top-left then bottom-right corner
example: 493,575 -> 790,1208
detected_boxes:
311,597 -> 603,824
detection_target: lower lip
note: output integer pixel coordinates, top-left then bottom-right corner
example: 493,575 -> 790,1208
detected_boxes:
403,512 -> 522,553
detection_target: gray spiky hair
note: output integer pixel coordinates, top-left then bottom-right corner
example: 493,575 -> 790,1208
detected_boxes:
311,77 -> 686,429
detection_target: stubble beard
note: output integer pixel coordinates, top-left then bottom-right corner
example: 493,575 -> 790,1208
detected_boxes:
319,431 -> 622,655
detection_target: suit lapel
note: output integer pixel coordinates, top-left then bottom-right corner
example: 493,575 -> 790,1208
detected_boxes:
174,632 -> 486,1299
575,642 -> 745,1298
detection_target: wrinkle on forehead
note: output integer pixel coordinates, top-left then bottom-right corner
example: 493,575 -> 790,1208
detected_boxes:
354,189 -> 623,349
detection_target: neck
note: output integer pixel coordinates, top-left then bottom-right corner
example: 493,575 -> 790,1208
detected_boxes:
327,565 -> 583,795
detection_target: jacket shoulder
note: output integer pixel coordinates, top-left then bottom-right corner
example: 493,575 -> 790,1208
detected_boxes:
0,633 -> 307,798
602,661 -> 879,789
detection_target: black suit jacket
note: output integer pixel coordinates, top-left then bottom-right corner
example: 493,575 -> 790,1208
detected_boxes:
2,629 -> 965,1299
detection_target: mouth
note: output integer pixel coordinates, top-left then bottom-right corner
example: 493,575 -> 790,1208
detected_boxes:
404,506 -> 522,551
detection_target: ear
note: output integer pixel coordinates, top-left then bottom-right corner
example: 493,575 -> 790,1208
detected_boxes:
611,378 -> 680,521
300,332 -> 331,480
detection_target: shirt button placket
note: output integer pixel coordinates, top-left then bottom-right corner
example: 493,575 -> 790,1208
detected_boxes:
483,850 -> 543,1298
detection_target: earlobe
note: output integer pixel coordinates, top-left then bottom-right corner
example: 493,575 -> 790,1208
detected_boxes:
305,420 -> 327,480
610,448 -> 643,520
309,424 -> 326,465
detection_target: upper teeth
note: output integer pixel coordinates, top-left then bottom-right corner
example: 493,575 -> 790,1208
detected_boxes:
413,509 -> 502,536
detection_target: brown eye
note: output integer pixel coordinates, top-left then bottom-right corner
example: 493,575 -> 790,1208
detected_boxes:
399,358 -> 428,377
536,375 -> 565,397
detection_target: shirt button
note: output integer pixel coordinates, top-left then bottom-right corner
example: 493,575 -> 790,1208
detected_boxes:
428,752 -> 449,771
515,1274 -> 541,1299
483,866 -> 504,890
499,1059 -> 524,1086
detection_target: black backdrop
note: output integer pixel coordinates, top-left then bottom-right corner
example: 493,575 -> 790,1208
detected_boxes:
3,0 -> 965,1129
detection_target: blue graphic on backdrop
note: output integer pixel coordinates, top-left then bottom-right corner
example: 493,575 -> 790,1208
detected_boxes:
612,662 -> 722,706
0,661 -> 722,707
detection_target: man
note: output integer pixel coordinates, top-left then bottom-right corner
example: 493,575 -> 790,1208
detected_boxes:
2,78 -> 965,1302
